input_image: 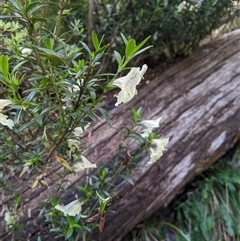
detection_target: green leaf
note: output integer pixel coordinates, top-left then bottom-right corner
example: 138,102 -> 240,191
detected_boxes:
14,108 -> 23,125
163,222 -> 190,241
25,90 -> 36,101
34,113 -> 43,126
54,122 -> 69,127
12,60 -> 27,73
75,66 -> 87,78
44,38 -> 53,50
119,174 -> 134,186
9,0 -> 21,11
25,1 -> 42,14
32,179 -> 39,188
31,17 -> 48,23
92,52 -> 104,64
0,55 -> 9,77
66,227 -> 73,239
92,31 -> 99,50
83,107 -> 97,122
114,51 -> 122,65
131,46 -> 153,59
37,47 -> 65,59
0,15 -> 20,19
17,121 -> 33,133
29,4 -> 44,16
133,35 -> 151,53
95,43 -> 110,55
81,42 -> 91,54
120,33 -> 128,45
125,39 -> 136,59
72,223 -> 81,229
97,107 -> 111,125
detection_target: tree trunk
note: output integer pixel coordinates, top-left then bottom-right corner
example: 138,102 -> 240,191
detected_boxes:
1,30 -> 240,241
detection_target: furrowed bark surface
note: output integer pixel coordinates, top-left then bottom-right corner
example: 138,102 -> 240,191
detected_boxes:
1,30 -> 240,241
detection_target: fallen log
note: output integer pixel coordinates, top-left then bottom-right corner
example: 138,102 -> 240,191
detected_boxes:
1,29 -> 240,241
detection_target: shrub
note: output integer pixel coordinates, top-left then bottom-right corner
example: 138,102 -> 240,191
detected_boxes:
0,1 -> 168,240
64,0 -> 240,68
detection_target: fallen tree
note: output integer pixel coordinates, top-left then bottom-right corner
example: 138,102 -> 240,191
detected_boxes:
1,29 -> 240,241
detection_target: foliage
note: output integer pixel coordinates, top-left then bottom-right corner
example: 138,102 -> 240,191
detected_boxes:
0,1 -> 169,240
64,0 -> 240,69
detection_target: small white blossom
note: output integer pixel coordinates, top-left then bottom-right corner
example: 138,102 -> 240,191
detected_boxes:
113,64 -> 148,106
21,47 -> 32,56
0,99 -> 14,129
72,123 -> 90,137
148,138 -> 169,164
72,155 -> 97,172
149,147 -> 162,163
141,117 -> 162,138
0,113 -> 14,129
0,99 -> 12,111
177,1 -> 187,12
67,139 -> 81,153
4,211 -> 15,226
55,199 -> 84,216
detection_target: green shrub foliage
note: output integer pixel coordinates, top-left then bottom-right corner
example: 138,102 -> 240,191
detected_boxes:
66,0 -> 239,66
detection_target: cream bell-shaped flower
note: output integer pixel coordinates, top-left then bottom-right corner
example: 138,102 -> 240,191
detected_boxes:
148,137 -> 169,164
72,155 -> 97,172
0,99 -> 12,110
72,123 -> 91,137
55,199 -> 84,216
152,138 -> 169,153
0,99 -> 14,129
141,117 -> 162,138
113,64 -> 148,106
4,211 -> 15,226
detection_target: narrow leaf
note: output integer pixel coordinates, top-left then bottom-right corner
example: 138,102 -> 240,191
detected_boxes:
92,31 -> 99,50
34,113 -> 43,126
119,174 -> 134,186
120,33 -> 128,45
81,42 -> 92,54
131,46 -> 153,59
133,35 -> 151,53
0,55 -> 9,77
9,0 -> 21,10
83,107 -> 97,122
26,1 -> 42,13
114,51 -> 122,65
54,155 -> 72,171
32,179 -> 39,188
97,107 -> 111,125
125,39 -> 136,59
37,47 -> 64,58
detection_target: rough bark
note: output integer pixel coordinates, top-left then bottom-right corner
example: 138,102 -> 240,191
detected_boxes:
1,30 -> 240,241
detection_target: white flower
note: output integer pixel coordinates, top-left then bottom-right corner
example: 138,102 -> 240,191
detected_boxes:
73,123 -> 90,136
67,138 -> 81,153
0,99 -> 14,129
0,99 -> 12,111
152,138 -> 169,153
0,113 -> 14,129
113,64 -> 148,106
149,147 -> 162,163
55,199 -> 84,216
177,1 -> 187,12
72,155 -> 97,172
21,47 -> 32,56
148,138 -> 169,164
4,211 -> 15,226
141,117 -> 162,138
